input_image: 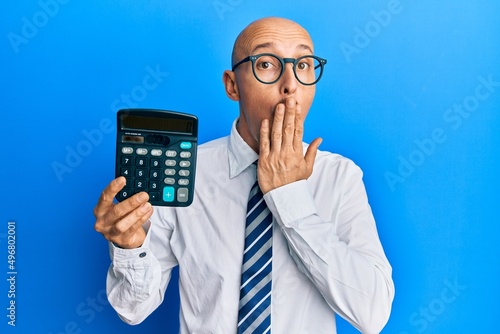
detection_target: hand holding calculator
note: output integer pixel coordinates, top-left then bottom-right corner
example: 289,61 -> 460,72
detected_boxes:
115,109 -> 198,207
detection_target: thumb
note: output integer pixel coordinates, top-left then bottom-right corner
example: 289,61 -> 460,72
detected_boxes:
304,137 -> 322,171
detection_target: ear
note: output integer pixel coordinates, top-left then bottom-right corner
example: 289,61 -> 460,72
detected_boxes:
223,70 -> 240,101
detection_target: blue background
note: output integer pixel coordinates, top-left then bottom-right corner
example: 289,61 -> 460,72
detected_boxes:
1,0 -> 499,333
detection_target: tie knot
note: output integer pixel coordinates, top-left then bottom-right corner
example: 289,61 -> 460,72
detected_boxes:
252,160 -> 259,180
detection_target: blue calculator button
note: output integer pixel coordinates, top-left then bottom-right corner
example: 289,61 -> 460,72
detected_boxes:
163,186 -> 175,202
180,142 -> 192,150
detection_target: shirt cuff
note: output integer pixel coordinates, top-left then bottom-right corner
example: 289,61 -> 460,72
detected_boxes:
108,220 -> 153,264
263,180 -> 318,227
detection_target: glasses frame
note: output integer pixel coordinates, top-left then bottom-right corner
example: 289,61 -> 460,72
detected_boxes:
232,53 -> 327,86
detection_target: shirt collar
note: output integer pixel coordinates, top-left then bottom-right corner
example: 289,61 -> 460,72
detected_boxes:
228,119 -> 259,178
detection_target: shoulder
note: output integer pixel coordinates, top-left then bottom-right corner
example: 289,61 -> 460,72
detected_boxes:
197,136 -> 229,157
304,147 -> 369,212
310,147 -> 364,184
314,148 -> 361,173
194,136 -> 230,176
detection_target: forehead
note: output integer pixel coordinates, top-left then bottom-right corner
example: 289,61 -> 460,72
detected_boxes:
240,21 -> 314,56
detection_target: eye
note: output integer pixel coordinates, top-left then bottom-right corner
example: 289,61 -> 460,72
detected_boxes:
296,60 -> 311,71
258,61 -> 273,70
255,56 -> 280,71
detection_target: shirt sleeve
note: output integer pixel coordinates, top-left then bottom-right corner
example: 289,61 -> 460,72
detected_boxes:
263,162 -> 395,334
106,210 -> 178,325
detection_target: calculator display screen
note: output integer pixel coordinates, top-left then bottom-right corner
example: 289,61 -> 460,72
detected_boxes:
121,115 -> 194,134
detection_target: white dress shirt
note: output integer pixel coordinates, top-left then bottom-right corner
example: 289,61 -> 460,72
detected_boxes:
106,120 -> 395,334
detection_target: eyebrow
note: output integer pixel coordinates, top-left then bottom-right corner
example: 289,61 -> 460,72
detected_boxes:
251,42 -> 313,55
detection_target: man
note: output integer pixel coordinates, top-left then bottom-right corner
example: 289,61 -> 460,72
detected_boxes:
94,17 -> 394,334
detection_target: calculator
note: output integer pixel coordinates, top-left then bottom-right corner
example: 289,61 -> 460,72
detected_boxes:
115,109 -> 198,207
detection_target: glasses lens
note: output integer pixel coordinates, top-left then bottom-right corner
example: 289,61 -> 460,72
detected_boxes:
253,55 -> 282,84
295,56 -> 323,85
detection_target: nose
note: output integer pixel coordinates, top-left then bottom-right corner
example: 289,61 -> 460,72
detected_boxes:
280,62 -> 298,96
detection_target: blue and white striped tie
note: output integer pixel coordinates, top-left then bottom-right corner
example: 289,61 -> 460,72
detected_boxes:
237,178 -> 273,334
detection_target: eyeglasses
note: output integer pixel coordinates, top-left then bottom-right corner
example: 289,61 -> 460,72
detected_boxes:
232,53 -> 327,86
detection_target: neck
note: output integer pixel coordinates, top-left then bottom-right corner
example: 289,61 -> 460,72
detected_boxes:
236,117 -> 260,154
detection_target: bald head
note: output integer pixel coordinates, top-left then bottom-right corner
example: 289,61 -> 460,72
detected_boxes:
231,17 -> 314,67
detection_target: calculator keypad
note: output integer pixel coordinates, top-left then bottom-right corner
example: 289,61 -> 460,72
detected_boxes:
116,141 -> 195,205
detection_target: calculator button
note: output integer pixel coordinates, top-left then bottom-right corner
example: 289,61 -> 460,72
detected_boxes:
179,161 -> 191,168
136,158 -> 148,167
136,148 -> 148,155
177,188 -> 189,203
149,180 -> 160,190
151,158 -> 161,168
151,149 -> 163,156
136,169 -> 147,177
122,147 -> 133,154
164,178 -> 175,185
121,156 -> 133,165
149,192 -> 160,201
165,160 -> 177,167
120,167 -> 132,177
117,189 -> 132,200
180,142 -> 192,150
178,179 -> 189,186
180,151 -> 191,158
150,169 -> 161,179
179,170 -> 190,177
164,169 -> 176,176
166,150 -> 177,157
163,187 -> 175,202
135,180 -> 146,189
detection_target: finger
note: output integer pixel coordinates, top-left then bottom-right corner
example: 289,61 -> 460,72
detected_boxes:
130,205 -> 154,232
304,137 -> 322,172
111,201 -> 153,239
106,204 -> 153,249
293,103 -> 305,152
281,98 -> 296,150
259,118 -> 271,157
94,177 -> 126,218
271,103 -> 285,152
107,191 -> 150,224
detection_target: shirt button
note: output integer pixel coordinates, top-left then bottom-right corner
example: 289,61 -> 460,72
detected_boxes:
139,252 -> 147,258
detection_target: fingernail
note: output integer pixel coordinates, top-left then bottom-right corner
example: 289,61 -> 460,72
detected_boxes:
141,202 -> 152,212
276,104 -> 285,114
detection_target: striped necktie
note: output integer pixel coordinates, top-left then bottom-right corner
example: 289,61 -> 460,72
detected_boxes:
237,176 -> 273,334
